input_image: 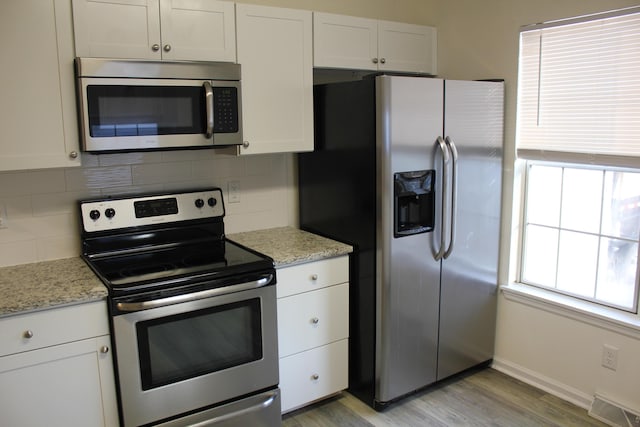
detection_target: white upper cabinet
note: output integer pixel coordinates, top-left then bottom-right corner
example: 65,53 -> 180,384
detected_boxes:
72,0 -> 236,62
235,4 -> 313,155
0,0 -> 81,171
314,12 -> 437,75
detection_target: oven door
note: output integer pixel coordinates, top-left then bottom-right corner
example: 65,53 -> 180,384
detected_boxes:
77,77 -> 242,152
111,276 -> 278,427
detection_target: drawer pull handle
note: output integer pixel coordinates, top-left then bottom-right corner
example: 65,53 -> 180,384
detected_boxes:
100,346 -> 110,354
23,330 -> 33,339
311,274 -> 318,281
310,317 -> 319,325
311,374 -> 319,381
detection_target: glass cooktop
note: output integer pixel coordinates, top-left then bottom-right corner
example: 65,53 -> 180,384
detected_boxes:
86,239 -> 273,290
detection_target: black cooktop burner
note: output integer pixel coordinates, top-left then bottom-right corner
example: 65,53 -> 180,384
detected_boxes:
86,239 -> 272,292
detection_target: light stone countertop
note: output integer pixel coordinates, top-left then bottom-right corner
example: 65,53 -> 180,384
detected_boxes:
0,227 -> 351,317
0,257 -> 107,318
228,226 -> 352,267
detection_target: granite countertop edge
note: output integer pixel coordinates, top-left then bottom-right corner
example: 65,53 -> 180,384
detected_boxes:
228,226 -> 353,268
0,227 -> 352,317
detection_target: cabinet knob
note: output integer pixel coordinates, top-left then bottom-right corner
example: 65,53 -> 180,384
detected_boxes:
311,274 -> 318,281
380,58 -> 386,64
100,345 -> 109,354
242,141 -> 250,148
23,330 -> 34,339
69,151 -> 78,159
372,58 -> 379,64
310,317 -> 319,325
163,44 -> 172,52
151,44 -> 160,52
311,374 -> 319,381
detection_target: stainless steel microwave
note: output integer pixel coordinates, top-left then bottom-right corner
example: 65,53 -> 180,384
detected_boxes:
75,58 -> 242,153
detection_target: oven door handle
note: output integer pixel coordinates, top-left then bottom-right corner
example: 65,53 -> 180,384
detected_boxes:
116,274 -> 274,312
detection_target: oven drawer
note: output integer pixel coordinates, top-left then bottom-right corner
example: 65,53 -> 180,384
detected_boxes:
0,301 -> 109,357
276,256 -> 348,298
279,339 -> 348,413
277,283 -> 349,357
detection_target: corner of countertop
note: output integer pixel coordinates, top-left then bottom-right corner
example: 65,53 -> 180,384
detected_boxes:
228,226 -> 353,267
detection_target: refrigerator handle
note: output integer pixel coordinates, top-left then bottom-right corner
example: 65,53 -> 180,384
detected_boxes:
443,136 -> 458,259
435,136 -> 450,261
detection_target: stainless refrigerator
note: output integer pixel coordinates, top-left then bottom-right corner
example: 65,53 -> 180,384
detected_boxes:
298,75 -> 504,409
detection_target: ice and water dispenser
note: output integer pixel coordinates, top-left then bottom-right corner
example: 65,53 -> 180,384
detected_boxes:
393,170 -> 435,237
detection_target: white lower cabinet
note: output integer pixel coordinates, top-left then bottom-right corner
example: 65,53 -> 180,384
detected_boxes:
276,256 -> 349,413
0,301 -> 118,427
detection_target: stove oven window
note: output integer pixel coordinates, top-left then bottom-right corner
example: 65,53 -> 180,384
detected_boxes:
136,298 -> 262,390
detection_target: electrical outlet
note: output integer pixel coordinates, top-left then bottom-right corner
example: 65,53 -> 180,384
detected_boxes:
228,180 -> 241,203
602,344 -> 619,371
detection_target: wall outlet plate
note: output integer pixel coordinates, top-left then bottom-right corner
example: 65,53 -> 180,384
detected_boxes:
602,344 -> 619,371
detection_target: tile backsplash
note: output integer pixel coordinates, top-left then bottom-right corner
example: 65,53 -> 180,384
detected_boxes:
0,150 -> 297,267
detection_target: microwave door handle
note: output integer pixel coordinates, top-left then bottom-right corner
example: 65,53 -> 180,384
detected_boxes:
443,136 -> 458,259
435,136 -> 450,261
204,81 -> 214,139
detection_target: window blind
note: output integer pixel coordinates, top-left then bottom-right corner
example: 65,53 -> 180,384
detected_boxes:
516,8 -> 640,168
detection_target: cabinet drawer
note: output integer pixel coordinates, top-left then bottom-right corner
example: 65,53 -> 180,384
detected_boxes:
277,283 -> 348,357
277,256 -> 348,298
279,339 -> 348,413
0,301 -> 109,357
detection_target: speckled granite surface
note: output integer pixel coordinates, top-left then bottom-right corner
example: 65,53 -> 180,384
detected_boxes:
228,227 -> 352,267
0,258 -> 107,318
0,228 -> 350,317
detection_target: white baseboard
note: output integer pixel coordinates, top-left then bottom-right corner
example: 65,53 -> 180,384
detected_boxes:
491,357 -> 593,410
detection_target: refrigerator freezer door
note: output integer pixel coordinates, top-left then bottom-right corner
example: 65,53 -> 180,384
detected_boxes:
376,76 -> 444,404
437,80 -> 504,381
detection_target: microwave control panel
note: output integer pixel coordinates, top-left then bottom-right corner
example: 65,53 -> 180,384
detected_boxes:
213,87 -> 239,133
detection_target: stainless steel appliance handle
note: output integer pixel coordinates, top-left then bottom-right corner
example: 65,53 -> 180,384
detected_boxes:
188,391 -> 278,427
116,274 -> 273,312
443,136 -> 458,259
204,81 -> 214,139
435,136 -> 450,261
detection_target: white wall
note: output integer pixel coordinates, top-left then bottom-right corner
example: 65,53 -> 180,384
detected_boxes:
434,0 -> 640,413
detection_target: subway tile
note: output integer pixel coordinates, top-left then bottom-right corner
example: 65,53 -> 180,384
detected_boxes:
98,151 -> 163,166
0,240 -> 37,267
0,170 -> 66,197
132,161 -> 193,185
32,190 -> 101,217
36,235 -> 81,262
65,166 -> 133,191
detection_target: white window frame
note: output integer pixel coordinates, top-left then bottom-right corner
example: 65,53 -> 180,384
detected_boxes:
512,6 -> 640,318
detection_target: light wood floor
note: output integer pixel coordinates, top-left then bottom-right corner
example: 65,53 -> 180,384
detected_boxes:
282,368 -> 607,426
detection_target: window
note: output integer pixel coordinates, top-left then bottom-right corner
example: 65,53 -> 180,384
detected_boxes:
516,8 -> 640,312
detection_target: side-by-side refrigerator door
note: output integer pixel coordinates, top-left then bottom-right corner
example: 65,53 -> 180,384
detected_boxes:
375,75 -> 444,405
437,79 -> 504,381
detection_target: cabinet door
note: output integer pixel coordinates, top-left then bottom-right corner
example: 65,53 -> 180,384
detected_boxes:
236,4 -> 313,155
0,0 -> 81,171
0,336 -> 118,427
73,0 -> 162,59
160,0 -> 235,62
377,20 -> 437,75
313,12 -> 378,70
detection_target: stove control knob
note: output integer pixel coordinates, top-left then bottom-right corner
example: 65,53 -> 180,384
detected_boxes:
89,209 -> 100,221
105,208 -> 116,219
208,197 -> 217,207
195,198 -> 205,208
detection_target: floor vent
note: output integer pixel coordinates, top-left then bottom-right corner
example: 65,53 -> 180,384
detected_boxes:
589,394 -> 640,427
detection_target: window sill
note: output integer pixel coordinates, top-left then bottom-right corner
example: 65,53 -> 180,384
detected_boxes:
500,283 -> 640,339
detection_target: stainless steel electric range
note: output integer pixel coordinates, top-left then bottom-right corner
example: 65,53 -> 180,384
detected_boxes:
79,188 -> 281,427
